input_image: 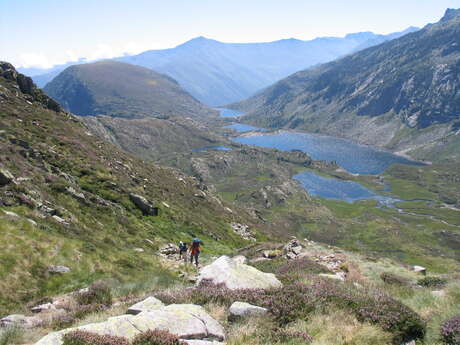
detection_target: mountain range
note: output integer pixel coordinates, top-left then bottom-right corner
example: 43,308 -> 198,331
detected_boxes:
233,9 -> 460,162
21,28 -> 418,106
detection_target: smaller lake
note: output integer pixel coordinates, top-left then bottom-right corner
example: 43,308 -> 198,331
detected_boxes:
294,171 -> 400,204
217,108 -> 244,118
192,145 -> 232,153
225,123 -> 269,132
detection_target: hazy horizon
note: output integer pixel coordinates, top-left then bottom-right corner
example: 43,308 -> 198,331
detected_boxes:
1,0 -> 459,69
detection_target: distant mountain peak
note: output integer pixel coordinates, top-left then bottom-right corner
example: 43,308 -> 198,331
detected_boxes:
180,36 -> 219,47
441,8 -> 460,22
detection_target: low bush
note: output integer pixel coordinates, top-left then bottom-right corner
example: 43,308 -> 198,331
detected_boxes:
441,315 -> 460,345
271,328 -> 312,343
0,325 -> 22,345
380,272 -> 410,286
73,303 -> 105,319
132,329 -> 185,345
275,257 -> 330,283
75,281 -> 112,307
155,279 -> 425,343
62,330 -> 129,345
417,276 -> 448,289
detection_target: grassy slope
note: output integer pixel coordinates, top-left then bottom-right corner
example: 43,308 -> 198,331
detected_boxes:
0,69 -> 260,314
44,61 -> 216,119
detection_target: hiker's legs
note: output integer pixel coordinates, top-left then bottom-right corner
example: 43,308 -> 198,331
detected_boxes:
194,253 -> 199,266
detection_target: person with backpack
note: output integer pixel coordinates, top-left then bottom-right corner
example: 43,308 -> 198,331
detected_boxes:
178,241 -> 187,261
189,237 -> 202,267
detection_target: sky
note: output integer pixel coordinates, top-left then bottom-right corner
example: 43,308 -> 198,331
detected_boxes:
1,0 -> 459,69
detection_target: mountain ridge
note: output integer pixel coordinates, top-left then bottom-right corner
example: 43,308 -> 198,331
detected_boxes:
232,9 -> 460,162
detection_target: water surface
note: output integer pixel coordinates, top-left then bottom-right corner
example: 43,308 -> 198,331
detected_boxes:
192,145 -> 232,153
233,131 -> 421,175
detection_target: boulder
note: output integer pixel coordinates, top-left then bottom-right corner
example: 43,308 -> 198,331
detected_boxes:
412,265 -> 427,275
34,304 -> 225,345
129,193 -> 158,216
262,250 -> 282,259
232,255 -> 247,264
47,266 -> 71,274
127,297 -> 164,315
197,256 -> 282,290
159,243 -> 179,259
0,314 -> 41,328
228,302 -> 267,321
130,304 -> 225,341
319,272 -> 346,281
31,302 -> 57,313
0,168 -> 14,185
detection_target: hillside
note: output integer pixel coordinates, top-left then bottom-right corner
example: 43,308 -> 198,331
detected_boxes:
0,62 -> 259,313
233,9 -> 460,162
43,61 -> 215,119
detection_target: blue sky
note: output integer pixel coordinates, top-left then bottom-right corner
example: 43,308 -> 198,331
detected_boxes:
1,0 -> 459,68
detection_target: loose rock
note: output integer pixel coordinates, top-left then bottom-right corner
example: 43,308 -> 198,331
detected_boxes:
127,297 -> 164,315
228,301 -> 267,321
197,256 -> 282,290
47,266 -> 71,274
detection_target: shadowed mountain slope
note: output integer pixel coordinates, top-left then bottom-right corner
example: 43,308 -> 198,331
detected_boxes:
233,9 -> 460,162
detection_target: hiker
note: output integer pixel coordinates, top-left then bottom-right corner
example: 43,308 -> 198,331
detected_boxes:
178,241 -> 187,261
189,237 -> 202,267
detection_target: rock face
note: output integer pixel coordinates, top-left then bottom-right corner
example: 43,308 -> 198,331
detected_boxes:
228,301 -> 268,321
127,297 -> 164,315
197,256 -> 282,290
34,302 -> 225,345
129,193 -> 158,216
0,168 -> 14,185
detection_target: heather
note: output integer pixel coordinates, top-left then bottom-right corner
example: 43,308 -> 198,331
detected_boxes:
417,276 -> 448,289
62,330 -> 130,345
132,330 -> 185,345
441,315 -> 460,345
155,279 -> 425,343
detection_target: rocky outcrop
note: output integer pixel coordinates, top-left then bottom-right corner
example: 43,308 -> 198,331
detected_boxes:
0,314 -> 41,329
197,256 -> 282,290
158,243 -> 179,259
34,303 -> 225,345
0,168 -> 14,185
0,61 -> 60,112
231,223 -> 255,241
283,237 -> 303,259
129,193 -> 158,216
228,302 -> 267,321
47,266 -> 71,274
127,297 -> 164,315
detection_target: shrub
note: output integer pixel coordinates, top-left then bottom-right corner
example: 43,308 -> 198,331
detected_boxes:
51,313 -> 76,330
0,325 -> 22,345
275,257 -> 330,283
271,328 -> 312,343
62,331 -> 129,345
132,330 -> 185,345
75,281 -> 113,307
417,276 -> 448,289
380,272 -> 410,286
441,315 -> 460,345
73,303 -> 105,319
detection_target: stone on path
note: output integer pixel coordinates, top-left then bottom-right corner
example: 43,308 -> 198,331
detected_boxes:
228,301 -> 267,321
197,256 -> 282,290
127,296 -> 164,315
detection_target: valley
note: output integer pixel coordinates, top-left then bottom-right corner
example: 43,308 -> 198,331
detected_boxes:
1,4 -> 460,345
